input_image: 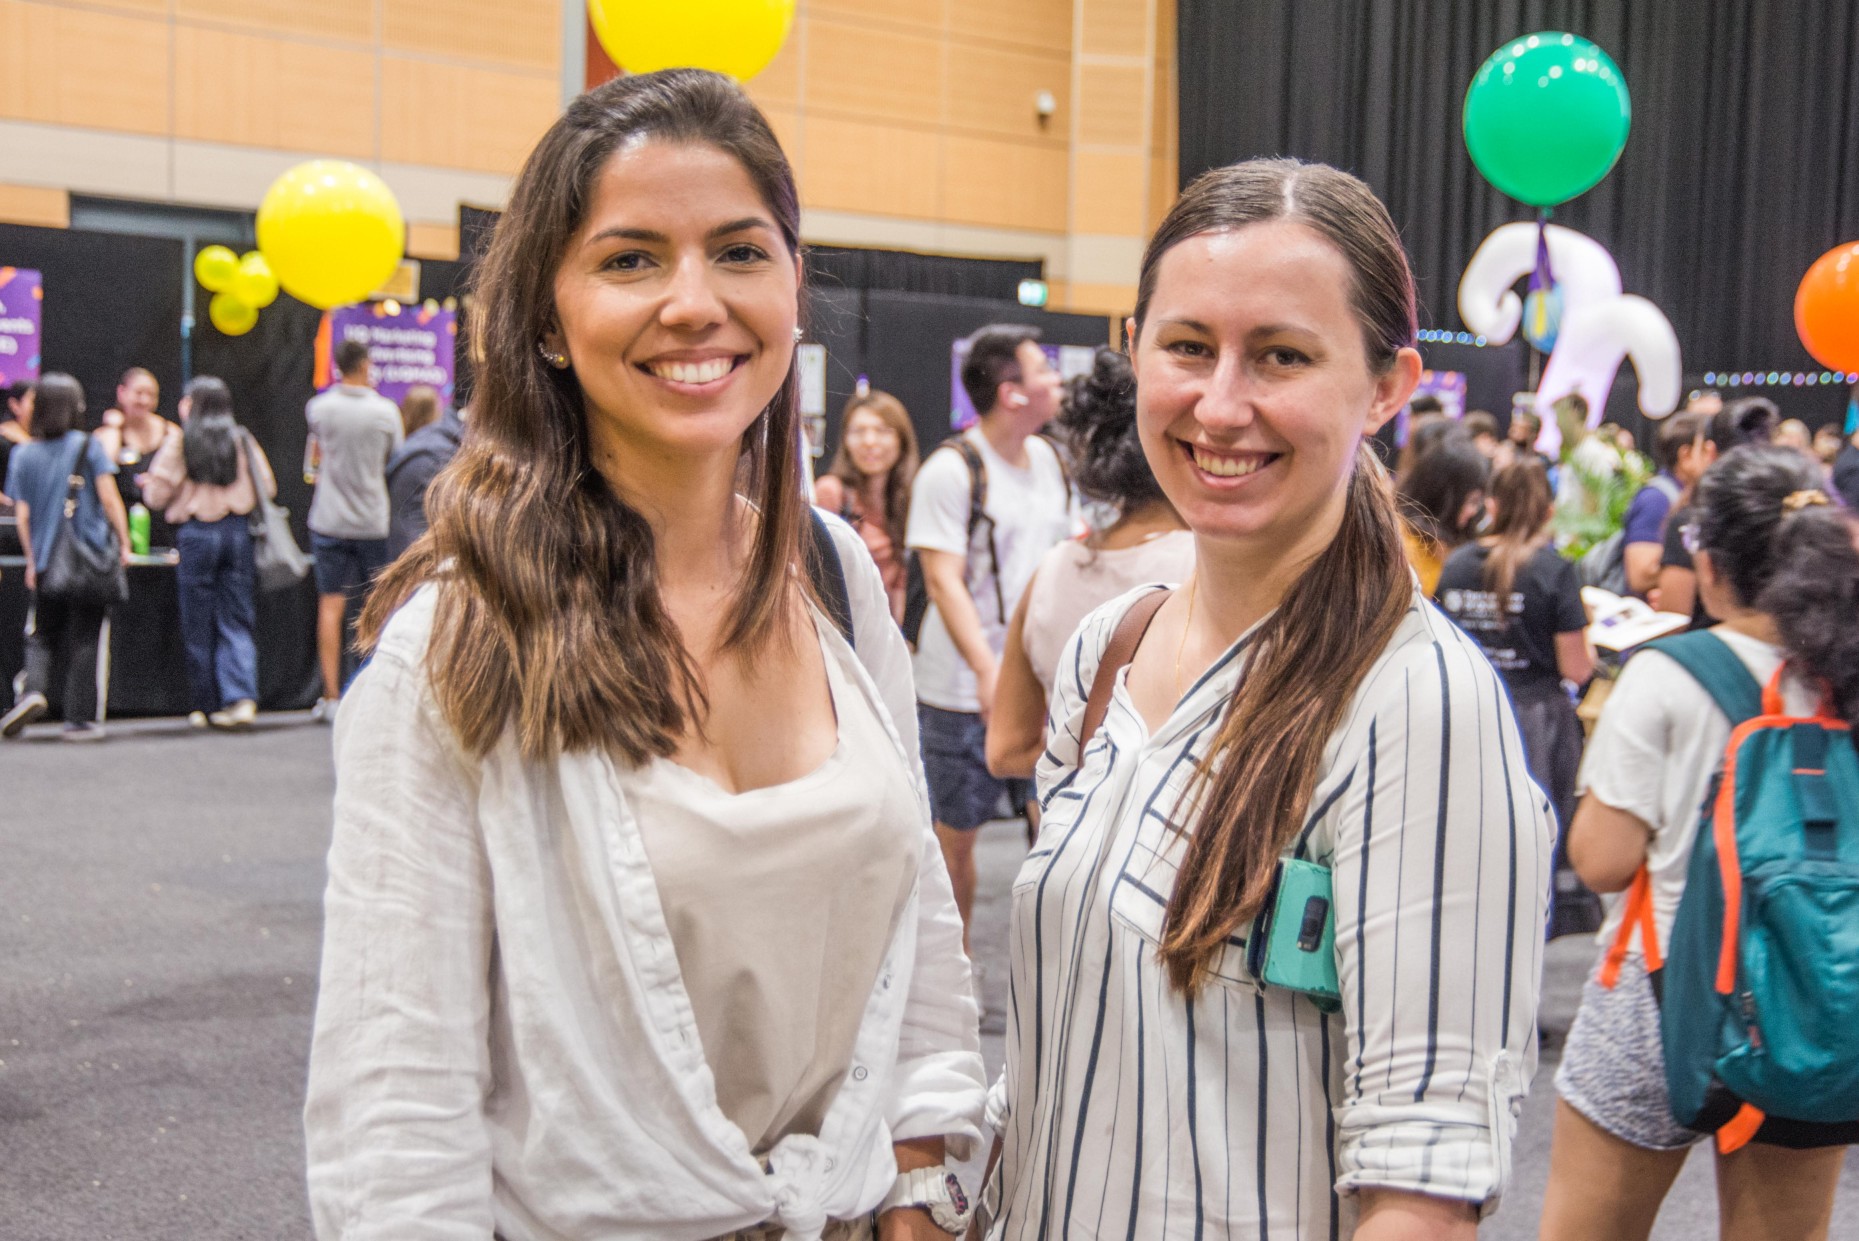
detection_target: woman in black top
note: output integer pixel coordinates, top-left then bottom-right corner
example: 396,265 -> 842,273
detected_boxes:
1437,458 -> 1597,935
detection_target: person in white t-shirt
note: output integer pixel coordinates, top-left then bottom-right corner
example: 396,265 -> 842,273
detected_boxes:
1541,445 -> 1859,1241
907,324 -> 1071,945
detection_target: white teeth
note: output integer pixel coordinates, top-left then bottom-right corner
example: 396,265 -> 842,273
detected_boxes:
649,357 -> 733,384
1191,446 -> 1268,478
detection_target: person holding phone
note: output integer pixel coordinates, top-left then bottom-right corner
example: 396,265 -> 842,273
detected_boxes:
979,159 -> 1551,1239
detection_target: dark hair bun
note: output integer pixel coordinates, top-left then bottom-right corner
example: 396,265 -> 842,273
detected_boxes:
1057,347 -> 1162,515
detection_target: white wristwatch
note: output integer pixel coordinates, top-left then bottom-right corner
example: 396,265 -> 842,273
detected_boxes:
878,1165 -> 972,1234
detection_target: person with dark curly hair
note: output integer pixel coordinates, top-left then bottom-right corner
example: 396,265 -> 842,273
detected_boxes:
1395,428 -> 1489,595
985,347 -> 1192,779
1542,445 -> 1859,1241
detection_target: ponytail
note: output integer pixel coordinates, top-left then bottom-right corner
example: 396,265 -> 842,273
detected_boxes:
1159,444 -> 1412,993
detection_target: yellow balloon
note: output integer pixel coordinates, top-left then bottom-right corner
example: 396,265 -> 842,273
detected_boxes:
193,245 -> 240,293
234,251 -> 280,309
209,292 -> 258,337
256,160 -> 404,311
588,0 -> 795,81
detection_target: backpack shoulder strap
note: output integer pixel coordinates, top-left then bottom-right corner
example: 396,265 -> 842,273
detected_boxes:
805,507 -> 855,650
1079,588 -> 1171,750
1641,631 -> 1764,726
949,434 -> 988,530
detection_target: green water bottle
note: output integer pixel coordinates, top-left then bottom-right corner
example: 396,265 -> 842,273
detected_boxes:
128,503 -> 150,557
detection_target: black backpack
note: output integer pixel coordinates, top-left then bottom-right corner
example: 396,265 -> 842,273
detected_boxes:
805,506 -> 854,649
900,437 -> 998,647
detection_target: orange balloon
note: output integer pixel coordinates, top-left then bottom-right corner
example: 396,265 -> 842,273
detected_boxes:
1795,241 -> 1859,372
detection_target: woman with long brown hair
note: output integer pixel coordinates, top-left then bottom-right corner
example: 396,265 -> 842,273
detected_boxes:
980,159 -> 1550,1239
1436,459 -> 1598,936
815,389 -> 918,622
305,70 -> 982,1241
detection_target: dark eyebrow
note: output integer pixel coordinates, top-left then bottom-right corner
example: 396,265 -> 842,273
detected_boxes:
1156,317 -> 1212,333
583,217 -> 776,247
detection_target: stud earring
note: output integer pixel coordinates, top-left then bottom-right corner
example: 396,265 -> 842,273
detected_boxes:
538,341 -> 569,369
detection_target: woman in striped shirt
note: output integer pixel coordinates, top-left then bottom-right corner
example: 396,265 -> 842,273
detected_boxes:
982,159 -> 1552,1239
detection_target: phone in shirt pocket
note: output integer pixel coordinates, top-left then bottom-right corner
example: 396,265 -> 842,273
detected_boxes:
1246,858 -> 1341,1012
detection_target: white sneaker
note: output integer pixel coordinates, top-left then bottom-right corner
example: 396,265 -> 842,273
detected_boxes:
61,722 -> 106,743
209,699 -> 257,730
188,711 -> 209,730
2,691 -> 48,738
310,697 -> 339,724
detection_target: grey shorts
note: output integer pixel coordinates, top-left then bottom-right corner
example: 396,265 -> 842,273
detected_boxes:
1556,953 -> 1704,1151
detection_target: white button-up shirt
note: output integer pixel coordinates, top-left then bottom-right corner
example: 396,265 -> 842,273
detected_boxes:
305,514 -> 985,1241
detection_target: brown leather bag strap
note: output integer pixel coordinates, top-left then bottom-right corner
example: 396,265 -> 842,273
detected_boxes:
1078,587 -> 1172,751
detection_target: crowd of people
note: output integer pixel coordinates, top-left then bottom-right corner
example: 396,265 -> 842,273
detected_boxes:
5,66 -> 1857,1241
0,343 -> 467,741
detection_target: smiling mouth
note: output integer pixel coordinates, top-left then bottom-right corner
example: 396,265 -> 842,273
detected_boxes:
1184,442 -> 1280,478
638,356 -> 746,385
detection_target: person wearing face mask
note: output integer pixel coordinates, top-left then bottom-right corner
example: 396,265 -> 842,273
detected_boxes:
906,324 -> 1073,949
815,390 -> 919,624
977,159 -> 1549,1241
305,70 -> 983,1241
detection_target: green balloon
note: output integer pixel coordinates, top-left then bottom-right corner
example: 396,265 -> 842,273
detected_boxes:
1463,32 -> 1631,207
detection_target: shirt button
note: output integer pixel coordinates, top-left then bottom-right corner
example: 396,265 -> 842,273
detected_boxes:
851,1065 -> 868,1082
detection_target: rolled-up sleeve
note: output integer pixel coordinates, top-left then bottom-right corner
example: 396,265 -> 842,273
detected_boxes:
1328,633 -> 1553,1213
304,650 -> 495,1240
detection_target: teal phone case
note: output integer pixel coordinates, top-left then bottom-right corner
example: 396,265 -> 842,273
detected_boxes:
1253,859 -> 1340,1011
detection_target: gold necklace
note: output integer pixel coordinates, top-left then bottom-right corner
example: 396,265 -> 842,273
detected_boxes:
1173,576 -> 1197,699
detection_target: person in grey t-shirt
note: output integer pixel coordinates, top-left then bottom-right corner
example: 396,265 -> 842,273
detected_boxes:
306,340 -> 403,717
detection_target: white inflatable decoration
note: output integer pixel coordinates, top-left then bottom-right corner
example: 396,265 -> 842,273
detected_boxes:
1457,221 -> 1682,456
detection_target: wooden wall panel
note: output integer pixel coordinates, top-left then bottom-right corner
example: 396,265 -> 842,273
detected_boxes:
760,106 -> 803,168
74,0 -> 166,14
802,114 -> 940,221
1073,150 -> 1147,235
381,57 -> 558,176
175,0 -> 373,45
1148,155 -> 1177,230
382,0 -> 557,72
407,221 -> 460,261
0,182 -> 68,226
1066,281 -> 1137,315
803,18 -> 943,127
1077,63 -> 1147,146
0,2 -> 169,136
947,0 -> 1069,53
946,43 -> 1069,141
744,28 -> 801,108
173,25 -> 375,159
808,0 -> 943,34
1080,0 -> 1148,58
942,134 -> 1067,232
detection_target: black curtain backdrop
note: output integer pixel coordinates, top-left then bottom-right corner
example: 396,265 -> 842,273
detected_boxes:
1179,0 -> 1859,398
806,246 -> 1042,302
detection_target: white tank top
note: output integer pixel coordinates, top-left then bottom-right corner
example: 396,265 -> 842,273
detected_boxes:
619,621 -> 921,1155
1022,530 -> 1197,692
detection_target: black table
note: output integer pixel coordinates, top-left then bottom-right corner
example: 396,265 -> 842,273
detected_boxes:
0,555 -> 321,719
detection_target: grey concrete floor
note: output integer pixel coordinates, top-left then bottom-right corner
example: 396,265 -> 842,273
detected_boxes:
0,718 -> 1853,1238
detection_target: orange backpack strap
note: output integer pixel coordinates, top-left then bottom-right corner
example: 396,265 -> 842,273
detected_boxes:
1716,1102 -> 1767,1154
1599,865 -> 1660,988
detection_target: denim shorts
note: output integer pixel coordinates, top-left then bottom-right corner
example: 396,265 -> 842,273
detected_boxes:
310,533 -> 389,597
918,703 -> 1029,831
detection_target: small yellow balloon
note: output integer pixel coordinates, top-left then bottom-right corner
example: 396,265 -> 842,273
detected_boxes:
234,251 -> 279,309
588,0 -> 795,81
193,245 -> 240,293
256,160 -> 405,311
209,292 -> 258,337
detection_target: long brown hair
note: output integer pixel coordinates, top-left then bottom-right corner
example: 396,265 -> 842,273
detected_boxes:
1481,459 -> 1554,605
825,390 -> 918,535
1132,159 -> 1418,994
359,69 -> 809,763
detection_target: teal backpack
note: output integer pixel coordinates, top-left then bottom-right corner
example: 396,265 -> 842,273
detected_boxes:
1600,631 -> 1859,1152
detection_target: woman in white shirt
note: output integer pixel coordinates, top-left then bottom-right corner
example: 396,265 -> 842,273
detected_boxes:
305,70 -> 983,1241
1541,446 -> 1859,1241
981,159 -> 1551,1240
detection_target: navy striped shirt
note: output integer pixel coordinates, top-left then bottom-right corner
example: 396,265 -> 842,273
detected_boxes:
985,584 -> 1553,1238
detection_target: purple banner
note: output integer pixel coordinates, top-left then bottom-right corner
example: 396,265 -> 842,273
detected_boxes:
0,267 -> 43,387
322,301 -> 458,408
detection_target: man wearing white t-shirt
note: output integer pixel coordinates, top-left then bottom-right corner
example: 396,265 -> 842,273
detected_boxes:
908,325 -> 1071,945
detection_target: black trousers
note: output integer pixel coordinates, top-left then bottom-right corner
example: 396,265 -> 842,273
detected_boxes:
23,592 -> 106,723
